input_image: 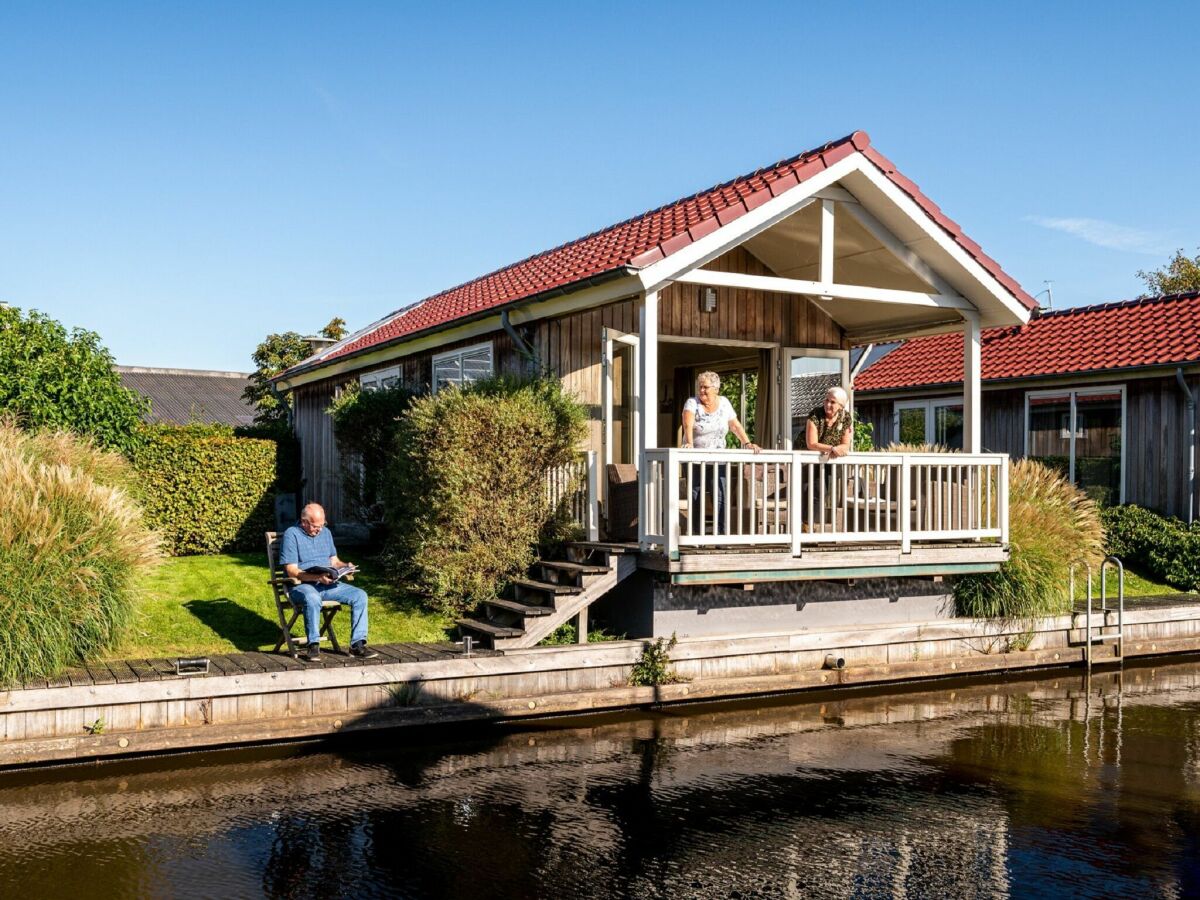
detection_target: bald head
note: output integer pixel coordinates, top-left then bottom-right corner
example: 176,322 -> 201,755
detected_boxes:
299,503 -> 326,535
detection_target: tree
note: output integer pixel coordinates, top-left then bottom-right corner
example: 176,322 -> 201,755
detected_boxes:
1137,248 -> 1200,296
0,305 -> 149,453
243,317 -> 347,427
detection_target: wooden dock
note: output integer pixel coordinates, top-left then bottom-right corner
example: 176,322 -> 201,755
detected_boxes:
2,599 -> 1199,769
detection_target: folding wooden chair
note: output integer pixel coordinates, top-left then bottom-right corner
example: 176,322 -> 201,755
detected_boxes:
266,531 -> 343,656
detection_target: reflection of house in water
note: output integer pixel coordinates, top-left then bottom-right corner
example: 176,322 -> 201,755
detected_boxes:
3,665 -> 1200,896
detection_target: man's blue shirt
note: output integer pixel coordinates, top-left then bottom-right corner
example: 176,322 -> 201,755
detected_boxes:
279,524 -> 337,571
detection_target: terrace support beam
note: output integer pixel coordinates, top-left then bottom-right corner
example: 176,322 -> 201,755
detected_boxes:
963,309 -> 982,453
637,290 -> 659,549
672,269 -> 974,311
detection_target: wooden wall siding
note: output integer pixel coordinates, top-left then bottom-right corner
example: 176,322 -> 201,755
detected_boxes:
293,380 -> 346,522
658,246 -> 844,348
859,374 -> 1200,520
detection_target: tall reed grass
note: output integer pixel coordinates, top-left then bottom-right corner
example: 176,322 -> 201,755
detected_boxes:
0,423 -> 161,685
955,458 -> 1104,620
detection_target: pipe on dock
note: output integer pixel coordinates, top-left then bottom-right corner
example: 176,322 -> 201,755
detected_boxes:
823,654 -> 846,670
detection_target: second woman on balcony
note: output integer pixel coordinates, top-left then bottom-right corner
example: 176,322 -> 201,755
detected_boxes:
806,386 -> 853,458
681,371 -> 759,535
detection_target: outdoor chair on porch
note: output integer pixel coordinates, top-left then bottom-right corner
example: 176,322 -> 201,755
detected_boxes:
605,463 -> 639,542
265,531 -> 344,657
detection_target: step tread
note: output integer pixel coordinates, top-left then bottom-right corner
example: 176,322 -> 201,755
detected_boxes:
567,541 -> 638,555
538,560 -> 611,575
511,578 -> 582,595
484,598 -> 554,617
455,618 -> 524,637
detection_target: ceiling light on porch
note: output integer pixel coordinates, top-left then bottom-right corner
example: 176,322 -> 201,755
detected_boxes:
702,287 -> 717,313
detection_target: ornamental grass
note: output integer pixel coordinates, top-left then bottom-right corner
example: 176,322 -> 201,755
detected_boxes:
954,458 -> 1104,620
0,423 -> 161,685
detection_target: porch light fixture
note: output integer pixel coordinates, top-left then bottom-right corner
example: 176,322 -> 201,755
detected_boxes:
702,287 -> 717,313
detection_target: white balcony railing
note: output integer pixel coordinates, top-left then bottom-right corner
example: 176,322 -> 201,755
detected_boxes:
641,449 -> 1008,557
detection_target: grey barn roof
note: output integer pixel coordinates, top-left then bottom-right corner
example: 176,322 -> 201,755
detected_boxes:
116,366 -> 257,426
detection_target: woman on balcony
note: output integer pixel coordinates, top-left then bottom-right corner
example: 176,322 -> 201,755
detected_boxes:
806,386 -> 853,458
681,371 -> 758,535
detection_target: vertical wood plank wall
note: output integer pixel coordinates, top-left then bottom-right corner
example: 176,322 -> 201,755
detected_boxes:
293,381 -> 345,522
858,373 -> 1200,520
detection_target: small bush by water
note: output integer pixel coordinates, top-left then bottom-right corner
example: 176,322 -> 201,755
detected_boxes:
955,459 -> 1104,620
0,424 -> 161,685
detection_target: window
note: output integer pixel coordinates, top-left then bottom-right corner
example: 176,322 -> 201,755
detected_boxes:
894,398 -> 964,449
432,341 -> 493,393
1025,387 -> 1124,506
360,366 -> 400,392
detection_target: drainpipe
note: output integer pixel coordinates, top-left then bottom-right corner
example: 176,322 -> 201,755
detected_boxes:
501,310 -> 539,372
1177,367 -> 1195,523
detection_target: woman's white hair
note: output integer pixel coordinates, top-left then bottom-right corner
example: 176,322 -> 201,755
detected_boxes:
826,386 -> 849,408
696,371 -> 721,390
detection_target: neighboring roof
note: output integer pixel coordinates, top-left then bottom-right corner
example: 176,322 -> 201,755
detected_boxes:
288,130 -> 1036,378
854,292 -> 1200,392
117,366 -> 257,426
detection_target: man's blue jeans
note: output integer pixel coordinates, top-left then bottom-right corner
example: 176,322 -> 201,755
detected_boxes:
288,582 -> 369,645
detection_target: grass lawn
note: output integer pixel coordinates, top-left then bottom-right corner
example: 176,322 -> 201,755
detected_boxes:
1070,564 -> 1183,603
114,551 -> 452,660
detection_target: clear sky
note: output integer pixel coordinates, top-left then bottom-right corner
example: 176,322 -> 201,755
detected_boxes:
1,1 -> 1196,372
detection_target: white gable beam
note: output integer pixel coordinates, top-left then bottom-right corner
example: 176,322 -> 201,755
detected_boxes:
636,154 -> 862,293
819,199 -> 835,284
851,161 -> 1031,324
673,269 -> 974,311
839,200 -> 960,297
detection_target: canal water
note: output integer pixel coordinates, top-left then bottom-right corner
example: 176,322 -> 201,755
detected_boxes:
1,660 -> 1199,899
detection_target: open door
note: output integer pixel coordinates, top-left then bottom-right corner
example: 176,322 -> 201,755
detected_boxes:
601,328 -> 640,459
777,348 -> 850,449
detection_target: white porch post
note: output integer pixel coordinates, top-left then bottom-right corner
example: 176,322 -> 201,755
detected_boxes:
963,309 -> 982,453
637,290 -> 659,549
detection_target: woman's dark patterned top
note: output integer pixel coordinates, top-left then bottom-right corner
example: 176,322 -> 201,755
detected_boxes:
806,406 -> 852,447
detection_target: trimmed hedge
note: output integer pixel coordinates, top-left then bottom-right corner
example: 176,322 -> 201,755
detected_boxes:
0,424 -> 160,685
130,423 -> 298,555
385,376 -> 586,617
1102,504 -> 1200,591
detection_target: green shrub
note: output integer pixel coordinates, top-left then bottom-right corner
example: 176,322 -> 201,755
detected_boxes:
385,376 -> 586,617
130,423 -> 296,555
0,306 -> 148,453
0,423 -> 160,685
1102,504 -> 1200,591
328,382 -> 416,522
955,459 -> 1104,620
629,634 -> 683,686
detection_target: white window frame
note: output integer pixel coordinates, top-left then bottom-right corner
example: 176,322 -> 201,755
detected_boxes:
1024,385 -> 1126,503
360,365 -> 400,392
432,340 -> 494,394
893,397 -> 964,446
779,347 -> 851,450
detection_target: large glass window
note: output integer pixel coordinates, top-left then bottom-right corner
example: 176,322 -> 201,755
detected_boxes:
432,342 -> 494,393
894,399 -> 964,449
1026,388 -> 1124,505
360,366 -> 400,392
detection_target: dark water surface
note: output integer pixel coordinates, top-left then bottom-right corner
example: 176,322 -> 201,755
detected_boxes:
2,660 -> 1200,899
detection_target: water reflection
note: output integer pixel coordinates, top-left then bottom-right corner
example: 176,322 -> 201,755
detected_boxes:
1,662 -> 1199,898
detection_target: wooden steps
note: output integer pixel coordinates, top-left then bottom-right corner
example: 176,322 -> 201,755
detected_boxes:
455,543 -> 638,651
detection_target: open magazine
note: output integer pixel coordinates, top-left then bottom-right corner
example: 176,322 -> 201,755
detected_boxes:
304,564 -> 359,581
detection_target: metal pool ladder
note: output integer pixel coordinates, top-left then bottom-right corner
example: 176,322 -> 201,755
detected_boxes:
1071,557 -> 1125,669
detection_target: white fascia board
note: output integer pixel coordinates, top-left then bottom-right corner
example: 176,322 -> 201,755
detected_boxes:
673,269 -> 973,311
850,162 -> 1032,326
635,154 -> 862,293
275,274 -> 642,391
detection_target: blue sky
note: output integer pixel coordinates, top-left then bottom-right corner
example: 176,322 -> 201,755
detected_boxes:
1,1 -> 1196,371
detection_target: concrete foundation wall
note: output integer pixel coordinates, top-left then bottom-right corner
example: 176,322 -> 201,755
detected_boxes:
652,577 -> 956,638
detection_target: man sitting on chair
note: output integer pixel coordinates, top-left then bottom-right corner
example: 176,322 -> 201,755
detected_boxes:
279,503 -> 378,662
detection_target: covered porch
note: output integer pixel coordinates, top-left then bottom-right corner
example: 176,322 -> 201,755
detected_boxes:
584,167 -> 1029,581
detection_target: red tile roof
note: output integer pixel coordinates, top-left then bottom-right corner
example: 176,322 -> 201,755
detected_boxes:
854,292 -> 1200,391
296,131 -> 1036,376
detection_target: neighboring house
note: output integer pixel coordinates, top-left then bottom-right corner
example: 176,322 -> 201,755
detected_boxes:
117,366 -> 257,427
274,130 -> 1036,640
853,292 -> 1200,521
